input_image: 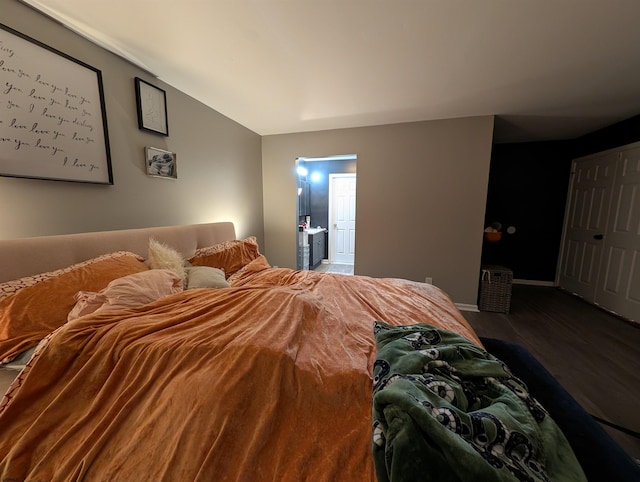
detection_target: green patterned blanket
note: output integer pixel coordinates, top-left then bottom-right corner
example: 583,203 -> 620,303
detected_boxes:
372,321 -> 586,482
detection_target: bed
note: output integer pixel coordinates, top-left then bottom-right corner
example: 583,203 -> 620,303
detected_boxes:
0,223 -> 593,480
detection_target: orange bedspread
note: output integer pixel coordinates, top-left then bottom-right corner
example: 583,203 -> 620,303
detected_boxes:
0,264 -> 480,481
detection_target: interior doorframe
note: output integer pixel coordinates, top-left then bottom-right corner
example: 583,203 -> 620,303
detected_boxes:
295,154 -> 358,269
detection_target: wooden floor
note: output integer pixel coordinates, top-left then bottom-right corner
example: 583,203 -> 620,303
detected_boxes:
463,284 -> 640,462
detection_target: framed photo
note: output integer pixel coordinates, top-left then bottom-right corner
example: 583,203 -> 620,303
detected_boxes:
145,147 -> 177,179
0,23 -> 113,184
135,77 -> 169,135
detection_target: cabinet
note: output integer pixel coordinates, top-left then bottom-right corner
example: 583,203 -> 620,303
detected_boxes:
308,230 -> 326,269
298,180 -> 310,216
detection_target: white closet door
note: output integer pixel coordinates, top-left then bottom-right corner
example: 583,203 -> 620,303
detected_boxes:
559,152 -> 617,303
594,147 -> 640,321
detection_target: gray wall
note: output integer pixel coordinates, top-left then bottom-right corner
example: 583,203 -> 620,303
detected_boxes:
3,2 -> 495,306
0,1 -> 264,243
262,116 -> 494,305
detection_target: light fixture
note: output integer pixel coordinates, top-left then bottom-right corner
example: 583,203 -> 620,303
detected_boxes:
298,154 -> 357,162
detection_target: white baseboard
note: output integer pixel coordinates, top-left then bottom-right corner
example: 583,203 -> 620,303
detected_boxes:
455,303 -> 479,312
513,279 -> 557,287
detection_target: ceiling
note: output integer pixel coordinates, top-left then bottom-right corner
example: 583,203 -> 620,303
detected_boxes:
22,0 -> 640,143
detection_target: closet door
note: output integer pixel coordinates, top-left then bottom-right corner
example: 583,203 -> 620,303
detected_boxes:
594,147 -> 640,321
558,152 -> 617,303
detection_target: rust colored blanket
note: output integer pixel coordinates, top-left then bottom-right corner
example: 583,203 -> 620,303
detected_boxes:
0,265 -> 480,481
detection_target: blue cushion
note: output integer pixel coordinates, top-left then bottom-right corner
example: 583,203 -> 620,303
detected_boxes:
480,337 -> 640,480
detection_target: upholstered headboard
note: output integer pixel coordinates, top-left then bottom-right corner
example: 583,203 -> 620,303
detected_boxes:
0,222 -> 236,283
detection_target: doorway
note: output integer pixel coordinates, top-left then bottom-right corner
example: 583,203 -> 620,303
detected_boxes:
295,155 -> 357,271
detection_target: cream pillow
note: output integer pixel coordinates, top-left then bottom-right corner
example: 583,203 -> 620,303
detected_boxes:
186,266 -> 230,289
147,238 -> 187,284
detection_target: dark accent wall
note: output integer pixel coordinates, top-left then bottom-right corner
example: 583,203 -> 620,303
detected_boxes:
483,114 -> 640,281
572,114 -> 640,158
482,141 -> 573,281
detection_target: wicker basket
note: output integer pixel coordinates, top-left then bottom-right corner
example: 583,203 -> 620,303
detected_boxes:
479,265 -> 513,313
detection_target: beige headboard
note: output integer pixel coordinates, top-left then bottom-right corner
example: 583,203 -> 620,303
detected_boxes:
0,222 -> 236,283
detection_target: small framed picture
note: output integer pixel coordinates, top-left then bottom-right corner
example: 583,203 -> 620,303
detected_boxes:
135,77 -> 169,135
145,147 -> 177,179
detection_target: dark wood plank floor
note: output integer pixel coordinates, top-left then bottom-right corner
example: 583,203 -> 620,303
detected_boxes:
463,284 -> 640,462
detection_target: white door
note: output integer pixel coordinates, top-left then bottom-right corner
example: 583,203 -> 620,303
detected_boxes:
558,152 -> 617,302
329,173 -> 356,264
593,147 -> 640,320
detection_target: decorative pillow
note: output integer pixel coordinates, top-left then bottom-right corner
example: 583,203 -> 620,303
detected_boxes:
185,266 -> 230,289
228,255 -> 272,285
188,236 -> 260,279
68,269 -> 184,320
147,238 -> 187,284
67,290 -> 108,321
0,251 -> 148,364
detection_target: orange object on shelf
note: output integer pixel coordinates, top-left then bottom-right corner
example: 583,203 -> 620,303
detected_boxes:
484,231 -> 502,242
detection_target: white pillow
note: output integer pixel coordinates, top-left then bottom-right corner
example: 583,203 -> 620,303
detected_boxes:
186,266 -> 230,289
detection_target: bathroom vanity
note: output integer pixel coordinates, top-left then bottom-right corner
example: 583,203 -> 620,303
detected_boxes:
307,228 -> 326,269
298,228 -> 326,270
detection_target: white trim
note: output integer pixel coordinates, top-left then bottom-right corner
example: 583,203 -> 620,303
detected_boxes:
455,303 -> 479,312
513,279 -> 556,287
